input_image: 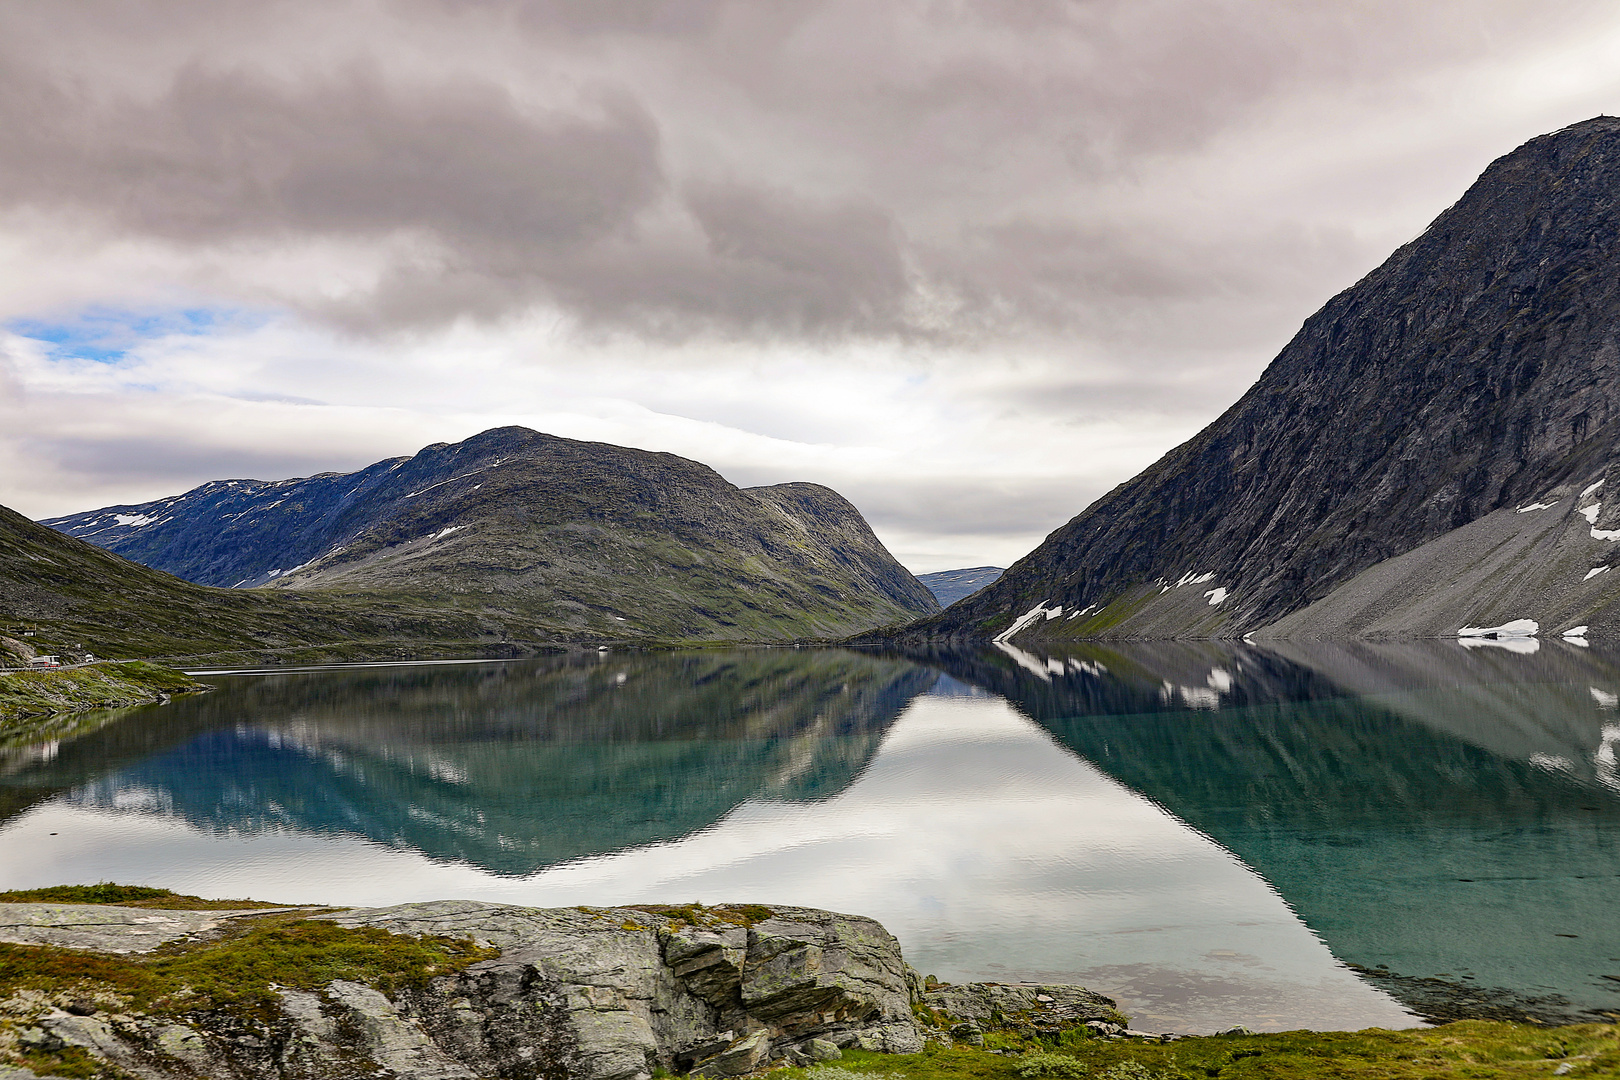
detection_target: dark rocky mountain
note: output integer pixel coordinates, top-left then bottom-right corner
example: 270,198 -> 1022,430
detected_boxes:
47,426 -> 937,642
903,116 -> 1620,643
916,566 -> 1004,607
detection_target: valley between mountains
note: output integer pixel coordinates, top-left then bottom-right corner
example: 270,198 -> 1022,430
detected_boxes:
15,119 -> 1620,659
5,428 -> 937,664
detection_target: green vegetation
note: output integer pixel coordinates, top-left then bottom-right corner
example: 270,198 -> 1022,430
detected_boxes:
0,884 -> 285,911
0,661 -> 209,727
9,1043 -> 104,1080
779,1024 -> 1620,1079
629,902 -> 778,929
0,914 -> 496,1022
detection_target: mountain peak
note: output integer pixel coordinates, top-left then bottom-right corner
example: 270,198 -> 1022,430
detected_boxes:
46,427 -> 938,642
906,119 -> 1620,643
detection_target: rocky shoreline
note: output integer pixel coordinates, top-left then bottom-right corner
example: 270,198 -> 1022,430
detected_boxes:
0,661 -> 211,729
0,897 -> 1154,1080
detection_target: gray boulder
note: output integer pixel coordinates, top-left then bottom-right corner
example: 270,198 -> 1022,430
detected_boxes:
321,900 -> 924,1080
0,899 -> 1124,1080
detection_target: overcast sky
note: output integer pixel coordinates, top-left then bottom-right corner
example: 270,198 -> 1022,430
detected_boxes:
5,1 -> 1620,571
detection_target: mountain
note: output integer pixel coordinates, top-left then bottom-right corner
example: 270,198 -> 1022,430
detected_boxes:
903,116 -> 1620,643
0,501 -> 503,663
46,426 -> 937,643
916,566 -> 1004,607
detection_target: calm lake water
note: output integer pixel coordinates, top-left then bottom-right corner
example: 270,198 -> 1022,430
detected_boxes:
2,640 -> 1618,1033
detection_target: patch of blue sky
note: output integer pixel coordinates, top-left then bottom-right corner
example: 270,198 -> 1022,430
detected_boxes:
6,305 -> 269,363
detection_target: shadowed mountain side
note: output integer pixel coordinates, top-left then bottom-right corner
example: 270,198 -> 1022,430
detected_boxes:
46,426 -> 938,643
906,640 -> 1620,1022
916,567 -> 1004,607
891,117 -> 1620,643
0,502 -> 516,663
2,650 -> 935,874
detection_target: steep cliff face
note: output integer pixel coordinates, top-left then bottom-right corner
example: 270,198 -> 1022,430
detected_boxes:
908,116 -> 1620,642
46,427 -> 937,642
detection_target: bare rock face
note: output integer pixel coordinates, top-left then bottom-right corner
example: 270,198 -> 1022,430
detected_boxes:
899,116 -> 1620,643
920,983 -> 1118,1033
0,902 -> 301,954
0,900 -> 1126,1080
319,900 -> 924,1080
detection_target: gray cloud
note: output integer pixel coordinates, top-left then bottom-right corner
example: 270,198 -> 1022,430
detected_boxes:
4,0 -> 1612,345
27,434 -> 366,490
0,62 -> 663,252
8,0 -> 1620,567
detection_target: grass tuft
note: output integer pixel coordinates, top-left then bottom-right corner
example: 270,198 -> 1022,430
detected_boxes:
0,914 -> 497,1022
0,883 -> 286,910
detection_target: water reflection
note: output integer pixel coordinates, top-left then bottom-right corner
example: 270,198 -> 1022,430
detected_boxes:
916,638 -> 1620,1022
1,651 -> 933,874
2,640 -> 1618,1028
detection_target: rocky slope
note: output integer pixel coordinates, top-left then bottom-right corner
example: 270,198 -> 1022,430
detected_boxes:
0,898 -> 1123,1080
915,567 -> 1004,607
0,503 -> 509,665
0,662 -> 208,728
47,427 -> 936,643
902,116 -> 1620,643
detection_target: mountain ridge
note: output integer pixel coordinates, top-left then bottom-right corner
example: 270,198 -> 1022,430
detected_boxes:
45,426 -> 938,644
899,115 -> 1620,643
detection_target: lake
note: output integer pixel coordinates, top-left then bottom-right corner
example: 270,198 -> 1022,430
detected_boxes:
2,640 -> 1617,1033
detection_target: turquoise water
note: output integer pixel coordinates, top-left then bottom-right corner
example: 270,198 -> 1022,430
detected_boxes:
1,641 -> 1617,1031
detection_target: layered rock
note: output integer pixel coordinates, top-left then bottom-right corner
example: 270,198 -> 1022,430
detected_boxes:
0,900 -> 1128,1080
320,901 -> 924,1079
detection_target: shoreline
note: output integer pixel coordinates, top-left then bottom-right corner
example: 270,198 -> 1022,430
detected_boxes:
0,889 -> 1614,1080
0,662 -> 212,730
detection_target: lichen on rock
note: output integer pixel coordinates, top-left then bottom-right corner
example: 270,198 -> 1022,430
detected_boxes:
0,897 -> 1125,1080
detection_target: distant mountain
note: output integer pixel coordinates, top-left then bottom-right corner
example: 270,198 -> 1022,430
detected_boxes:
916,566 -> 1004,607
900,116 -> 1620,644
47,426 -> 938,643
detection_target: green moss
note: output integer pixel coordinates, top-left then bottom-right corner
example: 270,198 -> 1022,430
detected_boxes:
0,661 -> 209,727
0,915 -> 497,1022
631,902 -> 777,929
1015,1050 -> 1088,1078
0,883 -> 285,911
9,1044 -> 115,1079
769,1023 -> 1620,1079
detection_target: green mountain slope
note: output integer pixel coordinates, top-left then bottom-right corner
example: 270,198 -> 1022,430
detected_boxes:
0,502 -> 505,662
28,427 -> 935,652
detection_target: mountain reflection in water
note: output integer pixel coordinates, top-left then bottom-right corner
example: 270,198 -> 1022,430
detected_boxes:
3,640 -> 1619,1028
918,638 -> 1620,1023
1,650 -> 933,874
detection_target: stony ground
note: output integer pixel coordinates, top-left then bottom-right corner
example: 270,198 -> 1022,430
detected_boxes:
0,889 -> 1615,1080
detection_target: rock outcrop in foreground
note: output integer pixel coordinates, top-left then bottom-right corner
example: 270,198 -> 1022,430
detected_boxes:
0,900 -> 1122,1080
